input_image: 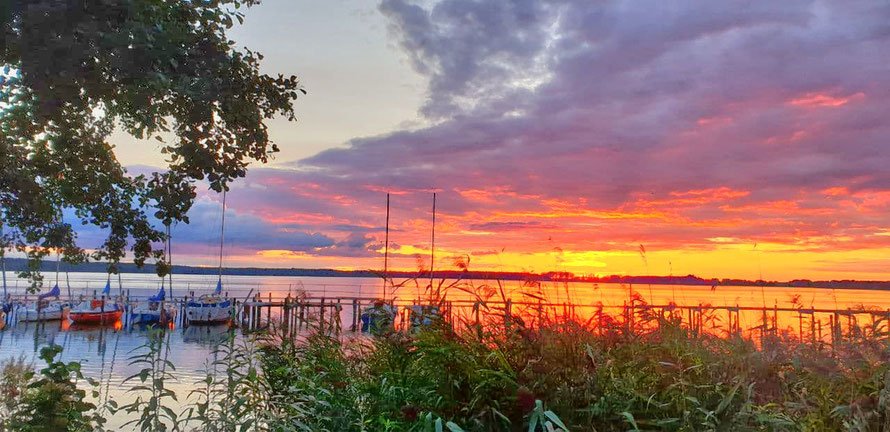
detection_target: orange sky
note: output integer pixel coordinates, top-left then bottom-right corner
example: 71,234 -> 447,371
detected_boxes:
95,1 -> 890,281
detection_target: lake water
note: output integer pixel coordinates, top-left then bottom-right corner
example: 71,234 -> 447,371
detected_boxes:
1,272 -> 889,427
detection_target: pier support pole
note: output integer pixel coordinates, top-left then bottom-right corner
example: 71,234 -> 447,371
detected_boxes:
320,298 -> 326,332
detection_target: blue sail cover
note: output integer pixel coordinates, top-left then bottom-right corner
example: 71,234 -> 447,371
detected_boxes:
38,284 -> 61,300
214,279 -> 222,294
149,287 -> 165,302
102,279 -> 111,295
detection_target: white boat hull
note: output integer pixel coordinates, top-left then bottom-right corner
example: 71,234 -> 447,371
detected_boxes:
186,302 -> 232,324
16,302 -> 69,322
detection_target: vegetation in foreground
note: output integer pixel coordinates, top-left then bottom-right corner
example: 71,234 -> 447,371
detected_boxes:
2,310 -> 890,431
260,311 -> 890,431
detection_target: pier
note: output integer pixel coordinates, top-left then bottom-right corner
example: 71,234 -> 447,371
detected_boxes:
3,288 -> 888,349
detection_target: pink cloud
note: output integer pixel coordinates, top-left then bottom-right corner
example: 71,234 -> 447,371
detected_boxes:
93,1 -> 890,279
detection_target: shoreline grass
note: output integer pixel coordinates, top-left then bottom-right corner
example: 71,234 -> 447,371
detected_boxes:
259,310 -> 890,431
2,302 -> 889,430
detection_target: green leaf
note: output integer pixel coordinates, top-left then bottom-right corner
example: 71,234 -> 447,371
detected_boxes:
445,421 -> 465,432
544,411 -> 568,431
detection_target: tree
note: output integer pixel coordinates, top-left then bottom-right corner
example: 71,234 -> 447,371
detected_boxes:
0,0 -> 304,288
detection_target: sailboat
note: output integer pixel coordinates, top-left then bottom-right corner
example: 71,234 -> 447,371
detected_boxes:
18,256 -> 70,322
186,190 -> 233,324
17,283 -> 70,322
69,278 -> 123,325
131,285 -> 176,324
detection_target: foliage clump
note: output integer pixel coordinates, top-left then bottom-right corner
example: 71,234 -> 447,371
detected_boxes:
260,313 -> 890,431
1,0 -> 304,288
0,344 -> 103,431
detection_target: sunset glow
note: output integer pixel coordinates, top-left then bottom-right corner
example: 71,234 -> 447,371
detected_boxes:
85,0 -> 890,283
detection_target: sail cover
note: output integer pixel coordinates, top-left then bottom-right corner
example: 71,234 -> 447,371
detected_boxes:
149,287 -> 165,302
38,284 -> 61,300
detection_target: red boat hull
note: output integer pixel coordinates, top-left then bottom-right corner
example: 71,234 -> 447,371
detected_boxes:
69,310 -> 123,325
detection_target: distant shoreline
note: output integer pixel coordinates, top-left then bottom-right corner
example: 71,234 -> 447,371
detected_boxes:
3,258 -> 889,291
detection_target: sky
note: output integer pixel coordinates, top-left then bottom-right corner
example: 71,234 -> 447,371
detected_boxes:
101,0 -> 890,281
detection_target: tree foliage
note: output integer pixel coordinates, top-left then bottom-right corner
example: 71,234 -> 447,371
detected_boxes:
0,0 -> 304,287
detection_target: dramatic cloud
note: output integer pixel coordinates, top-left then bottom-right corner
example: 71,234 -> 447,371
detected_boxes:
91,0 -> 890,279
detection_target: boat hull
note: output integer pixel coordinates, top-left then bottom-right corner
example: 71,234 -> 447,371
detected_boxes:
132,308 -> 176,324
186,301 -> 232,324
17,304 -> 70,322
69,310 -> 123,325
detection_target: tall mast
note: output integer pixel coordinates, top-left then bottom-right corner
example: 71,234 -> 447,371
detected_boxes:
167,224 -> 173,299
1,227 -> 6,300
1,250 -> 6,300
430,192 -> 436,295
383,193 -> 390,300
218,188 -> 227,283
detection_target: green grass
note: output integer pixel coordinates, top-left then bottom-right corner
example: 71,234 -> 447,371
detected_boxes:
260,311 -> 890,431
2,307 -> 890,431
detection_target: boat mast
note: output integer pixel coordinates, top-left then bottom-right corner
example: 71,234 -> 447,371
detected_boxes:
430,192 -> 436,296
218,188 -> 227,285
1,231 -> 6,301
1,250 -> 6,300
383,193 -> 390,300
167,224 -> 173,299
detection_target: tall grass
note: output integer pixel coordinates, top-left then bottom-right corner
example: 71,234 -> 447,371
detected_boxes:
260,297 -> 890,431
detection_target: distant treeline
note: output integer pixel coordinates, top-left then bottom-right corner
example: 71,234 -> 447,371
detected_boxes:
3,258 -> 889,290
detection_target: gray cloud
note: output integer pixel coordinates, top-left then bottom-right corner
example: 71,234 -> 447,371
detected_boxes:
78,0 -> 890,267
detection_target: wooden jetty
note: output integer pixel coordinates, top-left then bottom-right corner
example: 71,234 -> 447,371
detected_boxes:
3,289 -> 889,350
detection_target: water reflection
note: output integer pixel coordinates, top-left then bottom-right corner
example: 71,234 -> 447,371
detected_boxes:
0,319 -> 235,428
183,324 -> 233,346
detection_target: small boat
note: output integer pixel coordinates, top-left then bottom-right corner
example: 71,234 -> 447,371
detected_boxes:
186,281 -> 232,324
17,284 -> 70,322
69,299 -> 123,325
360,300 -> 397,335
132,287 -> 176,324
69,280 -> 122,325
186,190 -> 233,325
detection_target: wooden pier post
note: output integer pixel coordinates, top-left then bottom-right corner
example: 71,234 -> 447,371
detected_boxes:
817,318 -> 822,348
283,297 -> 290,332
320,297 -> 326,332
727,308 -> 733,337
798,310 -> 803,342
833,311 -> 840,343
298,302 -> 305,331
829,315 -> 836,350
810,313 -> 816,345
352,299 -> 358,332
335,300 -> 342,333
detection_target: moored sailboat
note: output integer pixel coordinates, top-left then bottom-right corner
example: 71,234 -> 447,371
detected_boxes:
185,189 -> 233,324
17,284 -> 70,322
186,280 -> 232,324
132,286 -> 176,324
69,279 -> 122,325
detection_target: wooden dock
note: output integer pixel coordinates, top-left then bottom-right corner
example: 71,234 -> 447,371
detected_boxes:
3,290 -> 888,348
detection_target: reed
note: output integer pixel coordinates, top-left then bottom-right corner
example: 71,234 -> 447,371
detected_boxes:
258,297 -> 890,431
